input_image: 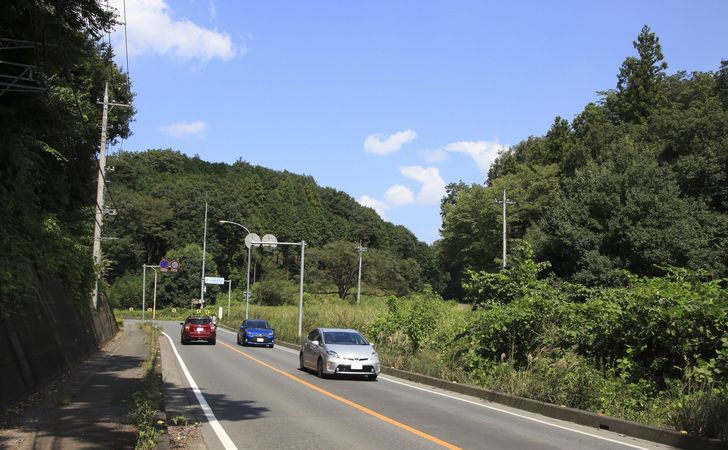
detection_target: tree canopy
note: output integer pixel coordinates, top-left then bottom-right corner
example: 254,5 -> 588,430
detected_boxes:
438,25 -> 728,296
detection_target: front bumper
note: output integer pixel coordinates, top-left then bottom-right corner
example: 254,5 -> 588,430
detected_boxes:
243,335 -> 274,345
323,356 -> 380,375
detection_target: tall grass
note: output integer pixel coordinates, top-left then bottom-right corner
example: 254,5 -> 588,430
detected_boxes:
131,323 -> 163,450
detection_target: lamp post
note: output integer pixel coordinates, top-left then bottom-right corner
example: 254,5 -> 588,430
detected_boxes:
219,220 -> 252,320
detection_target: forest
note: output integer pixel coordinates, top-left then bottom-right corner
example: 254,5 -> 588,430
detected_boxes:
1,1 -> 726,440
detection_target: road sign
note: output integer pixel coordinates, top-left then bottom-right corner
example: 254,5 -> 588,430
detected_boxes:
170,260 -> 179,272
262,234 -> 278,250
204,276 -> 225,285
159,258 -> 169,272
245,233 -> 261,249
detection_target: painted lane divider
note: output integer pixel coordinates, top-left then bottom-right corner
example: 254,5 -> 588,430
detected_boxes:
219,340 -> 462,450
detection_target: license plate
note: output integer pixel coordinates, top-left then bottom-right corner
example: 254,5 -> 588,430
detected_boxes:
351,361 -> 362,370
256,338 -> 264,342
197,327 -> 204,332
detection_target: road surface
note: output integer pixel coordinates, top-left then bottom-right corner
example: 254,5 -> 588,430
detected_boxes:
154,320 -> 673,450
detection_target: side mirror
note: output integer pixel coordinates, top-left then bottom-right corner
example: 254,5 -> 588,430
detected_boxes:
179,322 -> 184,325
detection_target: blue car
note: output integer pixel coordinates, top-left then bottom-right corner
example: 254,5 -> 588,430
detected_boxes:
237,319 -> 275,347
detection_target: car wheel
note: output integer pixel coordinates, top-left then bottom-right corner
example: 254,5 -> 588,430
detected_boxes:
268,344 -> 274,348
299,353 -> 306,371
181,338 -> 187,345
368,373 -> 378,381
316,358 -> 325,378
236,334 -> 241,345
210,338 -> 216,345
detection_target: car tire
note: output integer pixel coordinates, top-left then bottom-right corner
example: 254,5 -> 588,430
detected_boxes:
236,334 -> 241,345
299,353 -> 305,371
181,338 -> 187,345
368,373 -> 378,381
317,358 -> 325,378
268,344 -> 274,348
210,338 -> 216,345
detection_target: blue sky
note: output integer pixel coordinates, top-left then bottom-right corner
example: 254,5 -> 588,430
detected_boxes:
108,0 -> 728,244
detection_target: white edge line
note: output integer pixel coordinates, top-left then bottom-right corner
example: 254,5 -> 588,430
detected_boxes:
216,327 -> 647,449
380,376 -> 650,450
162,331 -> 238,450
214,329 -> 646,449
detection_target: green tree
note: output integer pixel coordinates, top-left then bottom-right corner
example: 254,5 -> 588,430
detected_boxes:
309,241 -> 360,300
607,25 -> 668,123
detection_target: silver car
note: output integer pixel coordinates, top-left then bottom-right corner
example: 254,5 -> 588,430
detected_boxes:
299,328 -> 380,380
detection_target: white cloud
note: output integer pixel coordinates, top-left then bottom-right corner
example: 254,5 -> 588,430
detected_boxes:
364,129 -> 417,155
162,120 -> 207,137
400,166 -> 446,205
358,195 -> 390,218
422,148 -> 448,164
384,185 -> 415,207
445,140 -> 506,175
110,0 -> 238,62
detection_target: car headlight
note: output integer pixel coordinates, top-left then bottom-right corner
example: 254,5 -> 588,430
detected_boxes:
325,350 -> 340,358
371,352 -> 379,359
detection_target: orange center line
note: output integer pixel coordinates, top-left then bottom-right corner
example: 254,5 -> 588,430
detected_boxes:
219,341 -> 462,450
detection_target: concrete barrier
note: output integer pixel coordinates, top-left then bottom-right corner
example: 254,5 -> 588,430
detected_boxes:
263,334 -> 724,450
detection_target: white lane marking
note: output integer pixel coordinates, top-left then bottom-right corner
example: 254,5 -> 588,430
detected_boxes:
162,332 -> 237,450
215,330 -> 647,448
380,376 -> 650,450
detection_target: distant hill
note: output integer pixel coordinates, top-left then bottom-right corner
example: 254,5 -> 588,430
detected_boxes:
103,149 -> 441,297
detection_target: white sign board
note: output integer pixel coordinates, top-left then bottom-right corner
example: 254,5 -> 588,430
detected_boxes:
204,276 -> 225,285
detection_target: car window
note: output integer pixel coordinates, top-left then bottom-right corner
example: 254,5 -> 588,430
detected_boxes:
246,320 -> 270,328
322,331 -> 368,345
189,318 -> 211,325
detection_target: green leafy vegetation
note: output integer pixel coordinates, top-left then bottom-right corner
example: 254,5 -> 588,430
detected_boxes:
102,149 -> 437,307
3,6 -> 727,442
0,0 -> 133,317
130,323 -> 163,450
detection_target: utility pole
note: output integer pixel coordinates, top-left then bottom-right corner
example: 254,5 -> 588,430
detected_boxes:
91,83 -> 110,309
200,199 -> 208,309
91,82 -> 129,309
495,188 -> 515,269
355,242 -> 367,304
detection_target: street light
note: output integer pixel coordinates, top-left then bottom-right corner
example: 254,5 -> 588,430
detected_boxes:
219,220 -> 253,320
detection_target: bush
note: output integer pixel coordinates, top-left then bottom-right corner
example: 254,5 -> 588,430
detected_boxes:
253,278 -> 299,306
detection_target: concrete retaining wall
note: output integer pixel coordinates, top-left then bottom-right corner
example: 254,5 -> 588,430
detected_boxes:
0,277 -> 118,404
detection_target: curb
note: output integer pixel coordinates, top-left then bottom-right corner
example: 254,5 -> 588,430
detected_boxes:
215,326 -> 726,449
267,334 -> 723,450
378,366 -> 725,450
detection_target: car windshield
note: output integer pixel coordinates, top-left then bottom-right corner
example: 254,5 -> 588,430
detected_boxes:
322,331 -> 368,345
188,318 -> 211,325
246,320 -> 270,329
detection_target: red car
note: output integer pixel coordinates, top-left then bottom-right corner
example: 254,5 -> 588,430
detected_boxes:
180,316 -> 216,345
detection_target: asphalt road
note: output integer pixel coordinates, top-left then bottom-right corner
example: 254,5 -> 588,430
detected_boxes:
155,320 -> 674,450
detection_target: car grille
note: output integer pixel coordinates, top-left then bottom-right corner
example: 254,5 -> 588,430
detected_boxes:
336,365 -> 375,373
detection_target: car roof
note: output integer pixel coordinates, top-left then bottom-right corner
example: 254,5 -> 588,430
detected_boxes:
186,315 -> 210,319
318,328 -> 359,333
